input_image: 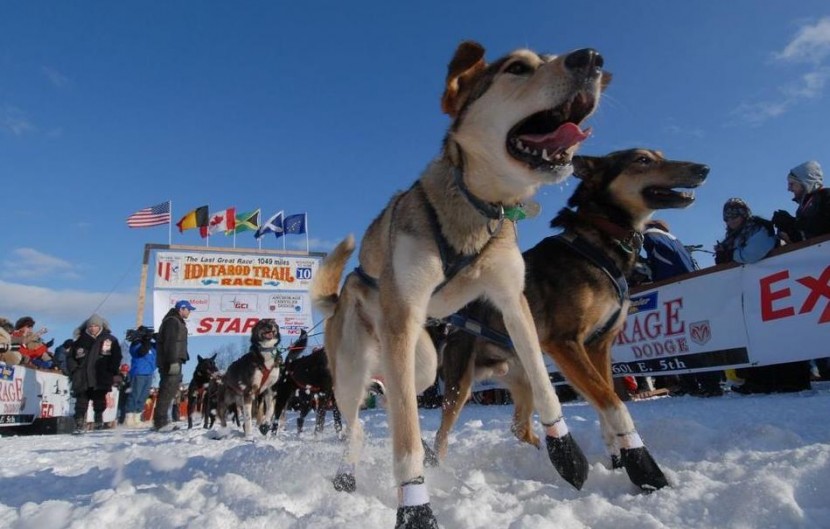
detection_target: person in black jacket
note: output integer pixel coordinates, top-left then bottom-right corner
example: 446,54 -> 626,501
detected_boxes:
153,300 -> 194,431
773,160 -> 830,243
67,314 -> 122,433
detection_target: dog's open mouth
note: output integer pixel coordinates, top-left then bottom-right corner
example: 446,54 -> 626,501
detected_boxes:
507,92 -> 596,170
643,186 -> 698,208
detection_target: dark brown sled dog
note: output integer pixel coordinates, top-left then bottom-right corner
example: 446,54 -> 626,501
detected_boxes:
435,148 -> 709,491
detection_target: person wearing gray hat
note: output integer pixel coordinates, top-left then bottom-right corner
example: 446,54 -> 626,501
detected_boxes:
67,314 -> 122,432
772,160 -> 830,243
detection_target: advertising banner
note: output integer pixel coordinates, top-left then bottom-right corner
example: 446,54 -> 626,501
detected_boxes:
153,290 -> 313,339
0,364 -> 72,427
609,239 -> 828,376
154,251 -> 319,291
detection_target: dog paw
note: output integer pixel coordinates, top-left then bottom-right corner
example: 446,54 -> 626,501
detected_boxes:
332,472 -> 356,493
258,424 -> 270,436
395,504 -> 439,529
545,433 -> 589,490
610,454 -> 623,469
620,447 -> 668,491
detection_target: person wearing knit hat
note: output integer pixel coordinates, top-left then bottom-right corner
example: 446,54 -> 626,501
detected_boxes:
714,197 -> 776,265
773,160 -> 830,243
66,313 -> 122,433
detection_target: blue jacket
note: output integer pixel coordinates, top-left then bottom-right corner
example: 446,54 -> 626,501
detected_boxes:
643,228 -> 697,281
129,340 -> 158,377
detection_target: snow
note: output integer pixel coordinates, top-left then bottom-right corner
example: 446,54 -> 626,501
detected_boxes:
2,385 -> 830,529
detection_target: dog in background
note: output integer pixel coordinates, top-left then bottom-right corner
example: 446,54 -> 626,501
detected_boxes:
186,354 -> 219,429
272,342 -> 342,436
216,319 -> 282,439
435,149 -> 709,491
312,40 -> 609,528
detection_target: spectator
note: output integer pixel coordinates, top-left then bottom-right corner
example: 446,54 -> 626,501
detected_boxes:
772,160 -> 830,382
714,198 -> 776,265
67,314 -> 122,433
773,160 -> 830,243
125,326 -> 157,427
154,300 -> 194,431
11,316 -> 55,368
53,339 -> 73,375
642,220 -> 722,397
0,318 -> 23,365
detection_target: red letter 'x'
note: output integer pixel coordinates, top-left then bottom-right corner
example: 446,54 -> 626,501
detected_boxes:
797,266 -> 830,324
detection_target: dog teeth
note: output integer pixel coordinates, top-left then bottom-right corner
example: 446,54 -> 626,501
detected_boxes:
541,148 -> 551,161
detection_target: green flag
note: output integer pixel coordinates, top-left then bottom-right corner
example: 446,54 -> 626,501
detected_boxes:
229,208 -> 260,234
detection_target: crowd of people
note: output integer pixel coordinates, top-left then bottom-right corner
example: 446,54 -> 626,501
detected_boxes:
0,298 -> 197,434
630,159 -> 830,397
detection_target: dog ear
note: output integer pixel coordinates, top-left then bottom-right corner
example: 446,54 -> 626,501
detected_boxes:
198,354 -> 203,361
211,353 -> 217,361
441,41 -> 486,117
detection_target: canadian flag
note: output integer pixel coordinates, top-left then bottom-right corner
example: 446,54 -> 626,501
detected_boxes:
201,207 -> 236,237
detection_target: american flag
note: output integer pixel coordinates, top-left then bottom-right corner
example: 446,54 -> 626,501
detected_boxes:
126,201 -> 171,228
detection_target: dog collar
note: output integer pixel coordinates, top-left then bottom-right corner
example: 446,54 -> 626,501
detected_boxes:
579,212 -> 644,254
452,166 -> 531,222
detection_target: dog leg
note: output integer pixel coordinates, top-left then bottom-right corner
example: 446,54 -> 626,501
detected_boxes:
259,388 -> 275,436
379,277 -> 439,528
331,322 -> 376,493
434,348 -> 475,462
552,339 -> 668,490
241,395 -> 254,439
415,330 -> 439,467
494,292 -> 587,490
504,365 -> 540,449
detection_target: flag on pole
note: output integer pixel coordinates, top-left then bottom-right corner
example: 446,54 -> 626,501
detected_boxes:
283,213 -> 307,235
201,207 -> 236,237
229,209 -> 260,234
176,205 -> 209,233
126,201 -> 171,228
254,210 -> 284,239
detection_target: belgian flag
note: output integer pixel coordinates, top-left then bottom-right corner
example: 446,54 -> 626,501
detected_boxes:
176,205 -> 209,233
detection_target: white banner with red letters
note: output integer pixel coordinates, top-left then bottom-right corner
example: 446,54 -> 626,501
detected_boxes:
152,290 -> 313,339
154,251 -> 319,291
0,363 -> 72,427
609,238 -> 828,376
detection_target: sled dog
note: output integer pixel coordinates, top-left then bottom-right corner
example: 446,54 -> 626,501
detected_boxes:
435,148 -> 709,491
311,40 -> 609,528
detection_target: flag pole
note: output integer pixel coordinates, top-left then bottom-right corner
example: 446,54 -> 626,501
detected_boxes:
168,200 -> 173,246
305,213 -> 309,254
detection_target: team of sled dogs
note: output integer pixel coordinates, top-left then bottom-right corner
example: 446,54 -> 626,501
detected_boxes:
196,40 -> 709,529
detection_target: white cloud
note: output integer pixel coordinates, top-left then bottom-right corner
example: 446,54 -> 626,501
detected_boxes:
0,280 -> 136,325
1,104 -> 35,136
734,18 -> 830,125
41,65 -> 70,88
774,17 -> 830,64
1,248 -> 81,280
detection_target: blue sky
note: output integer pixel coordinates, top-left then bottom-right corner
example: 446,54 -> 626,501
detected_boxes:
1,2 -> 828,366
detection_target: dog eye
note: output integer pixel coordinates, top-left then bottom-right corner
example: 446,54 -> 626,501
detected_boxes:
504,61 -> 532,76
635,155 -> 652,165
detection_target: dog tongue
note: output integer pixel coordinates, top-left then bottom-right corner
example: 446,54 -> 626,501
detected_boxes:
520,122 -> 590,150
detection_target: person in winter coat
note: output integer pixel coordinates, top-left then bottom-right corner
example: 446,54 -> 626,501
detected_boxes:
642,219 -> 698,281
154,300 -> 194,431
67,314 -> 122,432
126,326 -> 157,426
773,160 -> 830,243
714,198 -> 777,265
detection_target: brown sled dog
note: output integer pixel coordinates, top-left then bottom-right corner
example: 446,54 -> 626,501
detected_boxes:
435,148 -> 709,491
311,41 -> 609,528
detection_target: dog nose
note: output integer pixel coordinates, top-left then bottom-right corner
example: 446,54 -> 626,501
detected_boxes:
564,48 -> 603,73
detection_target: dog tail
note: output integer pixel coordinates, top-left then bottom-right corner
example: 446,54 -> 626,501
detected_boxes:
311,234 -> 356,318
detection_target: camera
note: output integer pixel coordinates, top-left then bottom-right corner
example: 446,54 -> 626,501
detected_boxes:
126,326 -> 156,343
